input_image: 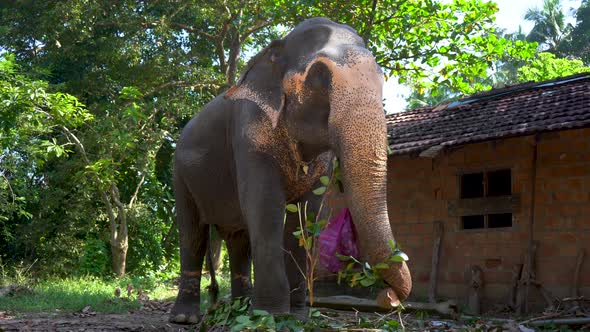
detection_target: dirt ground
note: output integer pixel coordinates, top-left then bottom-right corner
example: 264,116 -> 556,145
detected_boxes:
0,307 -> 515,332
0,301 -> 575,332
0,302 -> 192,332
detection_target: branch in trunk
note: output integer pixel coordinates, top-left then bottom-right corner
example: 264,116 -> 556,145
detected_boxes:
169,22 -> 216,41
362,0 -> 379,42
95,21 -> 217,42
226,31 -> 242,87
56,123 -> 118,240
243,20 -> 276,38
145,80 -> 220,97
109,184 -> 128,244
128,173 -> 145,208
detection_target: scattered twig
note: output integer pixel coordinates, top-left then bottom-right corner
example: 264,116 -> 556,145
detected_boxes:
527,317 -> 590,326
520,312 -> 565,325
397,309 -> 405,331
310,295 -> 458,317
562,296 -> 589,302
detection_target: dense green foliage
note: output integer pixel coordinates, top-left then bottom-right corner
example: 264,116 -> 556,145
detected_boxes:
407,0 -> 589,108
518,52 -> 590,81
0,0 -> 585,279
559,0 -> 590,64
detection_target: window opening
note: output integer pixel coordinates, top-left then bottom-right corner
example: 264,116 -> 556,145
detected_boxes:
462,215 -> 485,229
459,169 -> 513,230
461,173 -> 484,198
487,169 -> 512,196
488,213 -> 513,228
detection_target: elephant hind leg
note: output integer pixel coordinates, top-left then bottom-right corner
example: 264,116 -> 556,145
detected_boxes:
225,229 -> 252,299
170,179 -> 207,325
205,227 -> 219,304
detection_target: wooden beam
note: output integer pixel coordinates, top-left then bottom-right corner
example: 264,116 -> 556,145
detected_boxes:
448,195 -> 520,217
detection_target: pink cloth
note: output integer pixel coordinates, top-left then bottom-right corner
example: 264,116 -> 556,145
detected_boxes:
319,208 -> 359,273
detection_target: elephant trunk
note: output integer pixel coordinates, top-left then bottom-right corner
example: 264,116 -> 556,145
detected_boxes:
328,64 -> 412,300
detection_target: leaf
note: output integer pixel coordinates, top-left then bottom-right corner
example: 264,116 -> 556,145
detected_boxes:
234,315 -> 251,323
312,186 -> 326,195
231,323 -> 247,332
285,204 -> 298,213
336,254 -> 351,261
360,276 -> 376,287
311,308 -> 321,317
320,176 -> 330,186
374,263 -> 390,270
390,251 -> 410,262
252,309 -> 270,316
304,237 -> 313,250
302,164 -> 309,175
387,240 -> 398,252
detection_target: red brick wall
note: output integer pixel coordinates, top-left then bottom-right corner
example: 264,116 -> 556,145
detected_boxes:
384,127 -> 590,309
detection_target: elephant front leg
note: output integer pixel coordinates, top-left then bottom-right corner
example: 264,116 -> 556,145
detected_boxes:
170,180 -> 207,324
236,153 -> 290,315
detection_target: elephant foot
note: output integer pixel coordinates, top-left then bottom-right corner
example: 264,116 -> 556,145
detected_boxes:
169,301 -> 200,324
251,301 -> 290,317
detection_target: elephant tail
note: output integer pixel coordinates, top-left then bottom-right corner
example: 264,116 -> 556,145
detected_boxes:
206,225 -> 220,304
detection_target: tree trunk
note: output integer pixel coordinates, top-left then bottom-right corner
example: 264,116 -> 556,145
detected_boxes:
109,184 -> 129,277
111,237 -> 128,277
59,124 -> 130,277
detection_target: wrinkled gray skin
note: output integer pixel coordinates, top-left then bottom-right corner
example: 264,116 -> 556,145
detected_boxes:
171,17 -> 412,324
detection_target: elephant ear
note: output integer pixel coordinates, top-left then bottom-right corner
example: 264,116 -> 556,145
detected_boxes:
225,40 -> 285,128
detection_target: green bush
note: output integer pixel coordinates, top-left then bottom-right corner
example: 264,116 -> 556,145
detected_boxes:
79,237 -> 110,276
126,203 -> 178,276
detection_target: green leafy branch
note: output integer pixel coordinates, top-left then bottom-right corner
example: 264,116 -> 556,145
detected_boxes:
285,157 -> 343,306
337,240 -> 409,289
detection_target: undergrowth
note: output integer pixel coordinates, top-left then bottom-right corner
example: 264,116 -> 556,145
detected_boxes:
0,261 -> 229,313
201,296 -> 405,332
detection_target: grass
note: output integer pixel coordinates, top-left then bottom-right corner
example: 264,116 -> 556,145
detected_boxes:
0,272 -> 230,314
0,244 -> 233,314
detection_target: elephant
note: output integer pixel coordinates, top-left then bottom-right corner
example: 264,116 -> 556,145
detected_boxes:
170,17 -> 412,324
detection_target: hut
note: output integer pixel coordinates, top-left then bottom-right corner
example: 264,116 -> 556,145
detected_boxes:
322,72 -> 590,312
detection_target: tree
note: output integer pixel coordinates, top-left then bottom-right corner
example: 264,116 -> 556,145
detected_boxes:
0,0 -> 538,276
559,0 -> 590,64
0,54 -> 93,264
291,0 -> 536,95
525,0 -> 573,53
517,52 -> 590,82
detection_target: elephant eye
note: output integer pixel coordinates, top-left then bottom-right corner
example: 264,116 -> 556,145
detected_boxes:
269,51 -> 280,63
267,39 -> 284,64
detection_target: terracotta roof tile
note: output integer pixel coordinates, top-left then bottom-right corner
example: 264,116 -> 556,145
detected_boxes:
386,73 -> 590,155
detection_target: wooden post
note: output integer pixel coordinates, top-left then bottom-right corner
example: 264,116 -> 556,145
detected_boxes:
572,249 -> 585,298
570,249 -> 585,309
429,221 -> 443,303
467,265 -> 483,315
516,242 -> 538,315
525,137 -> 539,314
507,263 -> 523,308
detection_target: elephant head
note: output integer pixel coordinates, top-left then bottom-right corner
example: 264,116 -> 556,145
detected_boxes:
226,17 -> 412,300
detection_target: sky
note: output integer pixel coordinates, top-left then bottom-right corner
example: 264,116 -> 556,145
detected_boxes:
383,0 -> 583,113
